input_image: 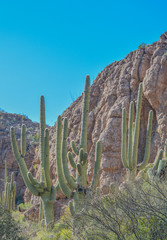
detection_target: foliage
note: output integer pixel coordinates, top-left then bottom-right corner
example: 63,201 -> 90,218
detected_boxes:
18,201 -> 33,211
34,207 -> 72,240
0,203 -> 27,240
138,43 -> 147,49
76,180 -> 167,239
11,206 -> 72,240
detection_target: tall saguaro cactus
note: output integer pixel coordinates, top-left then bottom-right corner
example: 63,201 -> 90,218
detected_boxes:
56,75 -> 102,229
121,83 -> 153,180
11,96 -> 59,226
0,161 -> 16,211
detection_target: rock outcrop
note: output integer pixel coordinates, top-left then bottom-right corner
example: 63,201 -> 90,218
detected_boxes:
1,32 -> 167,220
42,31 -> 167,196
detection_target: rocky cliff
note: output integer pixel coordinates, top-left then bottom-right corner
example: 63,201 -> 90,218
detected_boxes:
36,31 -> 166,196
1,32 -> 167,219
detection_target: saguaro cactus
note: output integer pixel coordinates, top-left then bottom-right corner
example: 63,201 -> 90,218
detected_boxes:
0,161 -> 16,211
56,76 -> 102,229
11,96 -> 59,226
121,83 -> 153,180
147,140 -> 167,181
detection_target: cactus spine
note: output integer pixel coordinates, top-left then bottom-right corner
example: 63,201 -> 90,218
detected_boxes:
10,96 -> 59,226
0,161 -> 16,211
121,83 -> 153,180
56,75 -> 102,231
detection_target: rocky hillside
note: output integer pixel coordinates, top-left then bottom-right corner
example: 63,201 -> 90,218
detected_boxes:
1,32 -> 167,219
24,32 -> 167,209
38,31 -> 167,195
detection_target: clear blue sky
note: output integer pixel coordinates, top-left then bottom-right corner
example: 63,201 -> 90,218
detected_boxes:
0,0 -> 166,126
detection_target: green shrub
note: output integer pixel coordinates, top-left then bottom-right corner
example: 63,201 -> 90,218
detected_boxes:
77,180 -> 167,239
18,202 -> 33,211
0,203 -> 27,240
138,43 -> 147,49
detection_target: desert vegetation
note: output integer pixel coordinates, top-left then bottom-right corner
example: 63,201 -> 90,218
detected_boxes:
1,75 -> 167,240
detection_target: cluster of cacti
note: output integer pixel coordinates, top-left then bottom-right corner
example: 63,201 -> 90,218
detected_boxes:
10,96 -> 60,226
56,75 -> 102,230
121,83 -> 153,180
0,160 -> 16,211
10,75 -> 102,230
147,140 -> 167,181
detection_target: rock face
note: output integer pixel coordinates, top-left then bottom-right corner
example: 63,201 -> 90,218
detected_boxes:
25,32 -> 167,209
0,112 -> 40,201
1,32 -> 167,219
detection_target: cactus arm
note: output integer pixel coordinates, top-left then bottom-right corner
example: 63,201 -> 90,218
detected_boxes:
137,110 -> 153,171
76,163 -> 82,175
40,95 -> 46,182
5,160 -> 8,185
56,116 -> 73,198
11,127 -> 39,196
90,141 -> 102,191
7,183 -> 10,210
157,159 -> 167,176
121,108 -> 128,168
21,125 -> 26,157
11,172 -> 14,185
39,199 -> 44,222
127,102 -> 134,170
82,152 -> 88,165
132,83 -> 142,169
71,141 -> 79,155
4,183 -> 7,209
69,200 -> 75,216
47,185 -> 60,203
67,152 -> 76,168
79,149 -> 84,163
152,149 -> 163,172
80,75 -> 90,152
44,129 -> 52,191
27,172 -> 44,192
12,181 -> 16,210
1,192 -> 4,204
62,118 -> 77,189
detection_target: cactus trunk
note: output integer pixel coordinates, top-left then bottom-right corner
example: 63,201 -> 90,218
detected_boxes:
121,83 -> 153,180
56,75 -> 102,235
11,95 -> 59,227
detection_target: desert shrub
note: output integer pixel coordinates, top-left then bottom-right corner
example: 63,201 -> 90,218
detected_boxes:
76,180 -> 167,240
0,203 -> 27,240
18,202 -> 33,211
138,43 -> 147,49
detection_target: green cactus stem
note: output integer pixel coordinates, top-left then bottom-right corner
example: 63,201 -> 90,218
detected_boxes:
121,83 -> 153,180
0,160 -> 16,211
11,95 -> 59,226
147,141 -> 167,181
56,75 -> 102,234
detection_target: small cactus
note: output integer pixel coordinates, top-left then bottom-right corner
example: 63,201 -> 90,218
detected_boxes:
148,140 -> 167,181
121,83 -> 153,180
0,161 -> 16,211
